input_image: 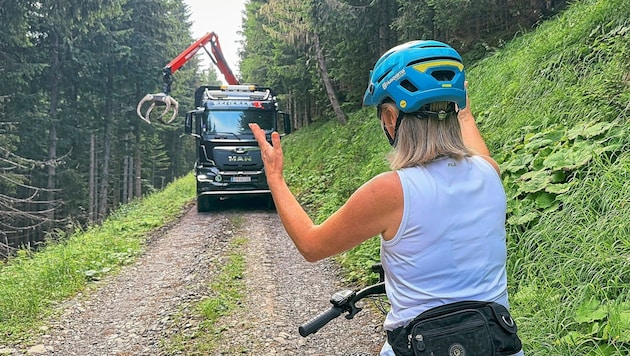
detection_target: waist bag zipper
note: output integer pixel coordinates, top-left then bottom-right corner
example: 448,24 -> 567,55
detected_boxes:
414,334 -> 424,351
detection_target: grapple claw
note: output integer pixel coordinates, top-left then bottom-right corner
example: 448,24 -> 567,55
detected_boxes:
136,93 -> 179,124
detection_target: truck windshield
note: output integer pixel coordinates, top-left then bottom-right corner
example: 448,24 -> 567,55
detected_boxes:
203,110 -> 275,135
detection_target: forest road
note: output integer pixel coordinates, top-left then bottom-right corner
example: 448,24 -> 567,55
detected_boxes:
17,200 -> 385,356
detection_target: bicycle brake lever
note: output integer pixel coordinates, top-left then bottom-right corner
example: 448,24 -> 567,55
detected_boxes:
346,302 -> 363,319
345,282 -> 386,319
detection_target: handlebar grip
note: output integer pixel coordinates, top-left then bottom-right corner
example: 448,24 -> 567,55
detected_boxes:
298,306 -> 344,337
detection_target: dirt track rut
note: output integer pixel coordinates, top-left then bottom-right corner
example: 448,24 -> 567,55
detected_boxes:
12,202 -> 385,355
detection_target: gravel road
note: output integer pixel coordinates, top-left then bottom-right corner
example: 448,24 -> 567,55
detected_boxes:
7,200 -> 386,355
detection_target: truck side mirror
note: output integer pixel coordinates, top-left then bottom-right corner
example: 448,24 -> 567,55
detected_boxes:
185,110 -> 203,137
184,112 -> 193,135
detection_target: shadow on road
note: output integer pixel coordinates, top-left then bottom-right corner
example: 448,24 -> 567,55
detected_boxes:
197,195 -> 275,213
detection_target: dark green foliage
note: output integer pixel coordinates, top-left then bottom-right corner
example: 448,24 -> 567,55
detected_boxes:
0,0 -> 199,246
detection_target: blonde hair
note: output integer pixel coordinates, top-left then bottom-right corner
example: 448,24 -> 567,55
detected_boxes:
386,102 -> 474,170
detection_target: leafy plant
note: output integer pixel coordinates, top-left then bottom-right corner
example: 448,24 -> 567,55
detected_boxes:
559,299 -> 630,350
497,120 -> 625,228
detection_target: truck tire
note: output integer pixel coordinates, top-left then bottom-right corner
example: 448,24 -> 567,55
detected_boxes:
197,195 -> 212,213
266,195 -> 276,210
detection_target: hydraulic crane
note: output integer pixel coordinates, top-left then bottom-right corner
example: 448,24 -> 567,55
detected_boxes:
136,32 -> 239,124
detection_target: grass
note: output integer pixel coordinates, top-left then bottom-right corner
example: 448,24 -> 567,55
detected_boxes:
506,154 -> 630,354
161,222 -> 247,355
0,173 -> 195,344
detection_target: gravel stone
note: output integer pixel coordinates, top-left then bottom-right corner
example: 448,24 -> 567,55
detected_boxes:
6,203 -> 386,355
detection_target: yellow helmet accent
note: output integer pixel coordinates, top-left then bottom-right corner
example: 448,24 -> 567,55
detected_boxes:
400,100 -> 407,109
413,60 -> 464,73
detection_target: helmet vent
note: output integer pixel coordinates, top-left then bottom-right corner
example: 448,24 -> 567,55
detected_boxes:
400,80 -> 418,92
377,69 -> 391,84
431,70 -> 455,81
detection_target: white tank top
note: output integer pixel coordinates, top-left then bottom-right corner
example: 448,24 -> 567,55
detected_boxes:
381,155 -> 509,331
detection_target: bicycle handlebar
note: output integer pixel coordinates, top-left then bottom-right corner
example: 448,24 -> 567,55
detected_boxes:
299,306 -> 344,336
299,263 -> 386,337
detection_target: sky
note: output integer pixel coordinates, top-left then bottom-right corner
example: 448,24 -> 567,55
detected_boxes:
183,0 -> 248,83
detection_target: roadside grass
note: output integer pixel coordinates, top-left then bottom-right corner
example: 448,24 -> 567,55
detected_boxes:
507,153 -> 630,355
281,0 -> 630,354
468,0 -> 630,353
0,173 -> 195,344
162,220 -> 247,355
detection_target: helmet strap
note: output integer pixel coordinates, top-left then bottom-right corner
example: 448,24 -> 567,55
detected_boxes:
384,111 -> 405,147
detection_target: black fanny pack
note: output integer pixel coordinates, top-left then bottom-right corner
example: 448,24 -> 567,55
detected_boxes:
387,301 -> 522,356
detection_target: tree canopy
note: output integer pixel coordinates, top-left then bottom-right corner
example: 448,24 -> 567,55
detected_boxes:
240,0 -> 567,128
0,0 -> 217,254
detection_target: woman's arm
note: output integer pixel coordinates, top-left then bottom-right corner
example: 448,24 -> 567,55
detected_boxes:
458,82 -> 500,174
250,123 -> 402,262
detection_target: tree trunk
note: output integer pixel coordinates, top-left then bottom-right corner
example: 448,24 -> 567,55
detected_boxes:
306,97 -> 313,126
134,124 -> 142,198
128,155 -> 134,200
170,129 -> 178,182
46,31 -> 60,221
122,139 -> 129,204
313,33 -> 347,125
98,121 -> 110,221
379,0 -> 397,54
89,134 -> 96,223
98,72 -> 113,221
47,123 -> 57,219
112,156 -> 120,209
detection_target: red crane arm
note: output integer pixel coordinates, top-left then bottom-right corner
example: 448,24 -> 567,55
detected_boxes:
139,32 -> 240,123
165,32 -> 214,74
163,32 -> 239,87
208,34 -> 239,85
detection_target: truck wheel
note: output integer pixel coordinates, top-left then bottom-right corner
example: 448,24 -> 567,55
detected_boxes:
197,196 -> 211,212
266,195 -> 276,210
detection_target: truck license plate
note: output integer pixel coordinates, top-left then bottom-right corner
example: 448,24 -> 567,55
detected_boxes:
231,176 -> 251,183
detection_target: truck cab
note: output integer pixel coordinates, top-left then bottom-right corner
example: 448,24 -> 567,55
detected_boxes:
185,85 -> 290,212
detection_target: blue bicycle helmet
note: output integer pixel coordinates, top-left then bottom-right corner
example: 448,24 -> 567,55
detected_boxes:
363,40 -> 466,112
